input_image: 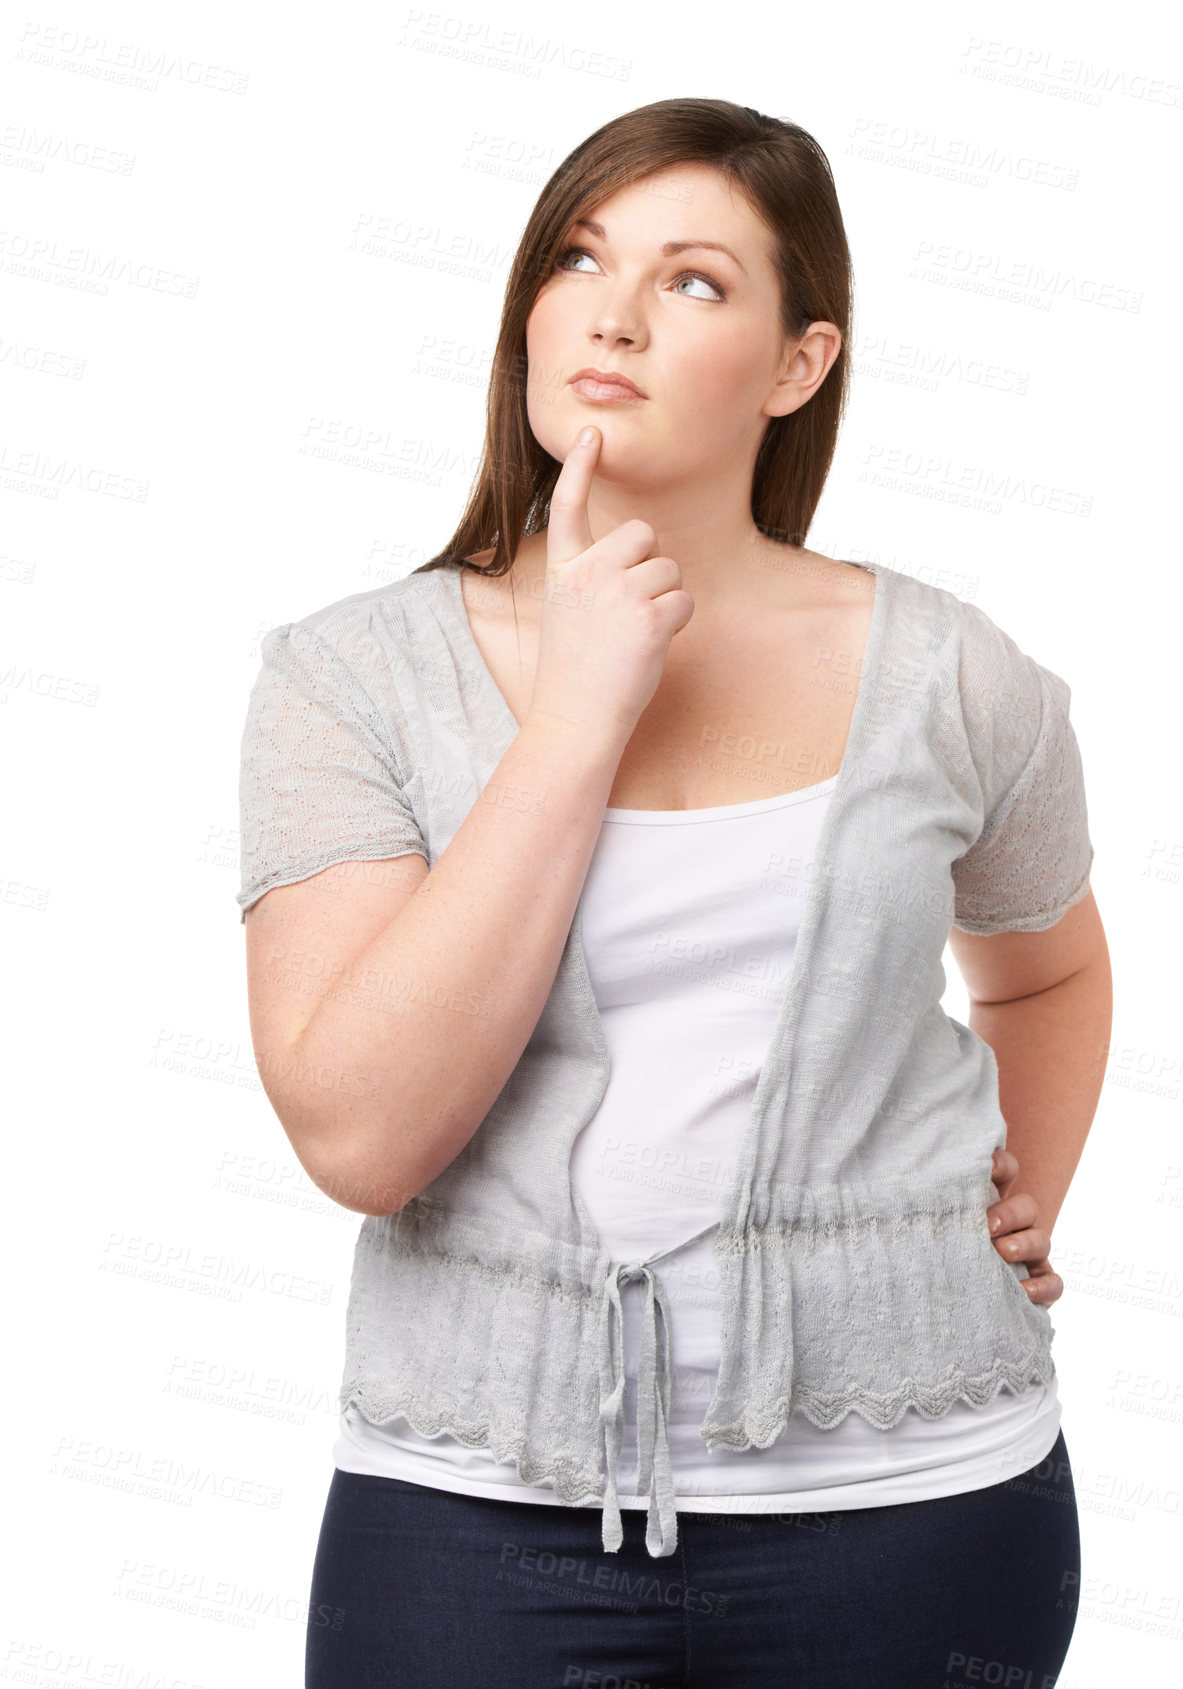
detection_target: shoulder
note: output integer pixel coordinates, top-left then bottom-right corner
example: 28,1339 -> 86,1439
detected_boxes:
846,564 -> 1079,802
951,592 -> 1071,755
289,569 -> 442,642
811,552 -> 964,645
261,568 -> 448,673
816,557 -> 1065,699
927,585 -> 1081,817
865,565 -> 1054,719
244,574 -> 449,786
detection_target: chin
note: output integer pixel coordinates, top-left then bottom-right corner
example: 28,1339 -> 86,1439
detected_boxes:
531,400 -> 640,471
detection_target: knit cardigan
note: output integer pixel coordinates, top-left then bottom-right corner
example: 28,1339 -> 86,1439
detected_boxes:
236,557 -> 1095,1558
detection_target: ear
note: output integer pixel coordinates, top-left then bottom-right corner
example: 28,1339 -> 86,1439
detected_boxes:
764,322 -> 842,420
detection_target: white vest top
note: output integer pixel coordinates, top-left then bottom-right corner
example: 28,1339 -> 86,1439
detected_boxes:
334,779 -> 1060,1510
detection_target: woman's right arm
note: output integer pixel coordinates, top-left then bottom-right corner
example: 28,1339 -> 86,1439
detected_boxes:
246,714 -> 628,1218
244,427 -> 694,1218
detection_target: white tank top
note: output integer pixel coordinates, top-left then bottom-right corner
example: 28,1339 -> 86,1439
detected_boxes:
334,779 -> 1060,1509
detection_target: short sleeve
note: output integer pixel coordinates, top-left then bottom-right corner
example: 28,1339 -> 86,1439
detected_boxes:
952,618 -> 1094,936
236,622 -> 428,923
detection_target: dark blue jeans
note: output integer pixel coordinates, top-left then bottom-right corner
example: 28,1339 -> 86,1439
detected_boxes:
306,1426 -> 1080,1687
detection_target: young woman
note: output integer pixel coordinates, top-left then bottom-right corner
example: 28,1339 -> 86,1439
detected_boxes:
238,100 -> 1108,1687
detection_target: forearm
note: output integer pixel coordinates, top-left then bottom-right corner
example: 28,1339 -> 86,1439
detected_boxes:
968,957 -> 1112,1234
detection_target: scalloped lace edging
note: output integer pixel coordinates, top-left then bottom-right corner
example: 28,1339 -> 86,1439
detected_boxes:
704,1350 -> 1057,1451
340,1346 -> 1057,1508
339,1383 -> 605,1507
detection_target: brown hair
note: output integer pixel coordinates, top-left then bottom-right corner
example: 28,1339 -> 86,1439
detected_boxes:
413,97 -> 853,580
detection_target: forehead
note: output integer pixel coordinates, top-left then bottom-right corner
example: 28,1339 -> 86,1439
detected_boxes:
573,164 -> 774,269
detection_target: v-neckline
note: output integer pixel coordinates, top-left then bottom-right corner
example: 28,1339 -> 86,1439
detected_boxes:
434,553 -> 893,1256
440,554 -> 885,779
443,560 -> 527,738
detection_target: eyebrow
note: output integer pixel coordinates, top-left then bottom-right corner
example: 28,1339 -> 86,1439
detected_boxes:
573,219 -> 748,278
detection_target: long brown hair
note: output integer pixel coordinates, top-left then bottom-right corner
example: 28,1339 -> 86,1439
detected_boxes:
413,97 -> 853,580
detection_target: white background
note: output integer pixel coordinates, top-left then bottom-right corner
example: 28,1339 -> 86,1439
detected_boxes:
3,1 -> 1180,1683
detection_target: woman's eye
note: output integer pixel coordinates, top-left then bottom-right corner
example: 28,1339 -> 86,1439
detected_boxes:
673,273 -> 723,301
556,246 -> 597,274
553,246 -> 724,301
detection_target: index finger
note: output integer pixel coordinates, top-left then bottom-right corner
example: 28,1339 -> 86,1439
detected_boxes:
546,425 -> 600,570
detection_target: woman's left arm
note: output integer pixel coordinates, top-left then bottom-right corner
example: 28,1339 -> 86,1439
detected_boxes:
950,887 -> 1113,1306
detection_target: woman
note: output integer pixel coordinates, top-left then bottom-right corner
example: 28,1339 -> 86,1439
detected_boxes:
238,100 -> 1108,1686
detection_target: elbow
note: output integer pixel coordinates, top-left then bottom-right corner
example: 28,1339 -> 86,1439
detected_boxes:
308,1139 -> 420,1218
262,1062 -> 423,1218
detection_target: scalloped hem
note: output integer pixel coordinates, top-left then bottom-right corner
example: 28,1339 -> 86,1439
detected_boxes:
702,1350 -> 1058,1452
340,1347 -> 1058,1510
339,1383 -> 606,1510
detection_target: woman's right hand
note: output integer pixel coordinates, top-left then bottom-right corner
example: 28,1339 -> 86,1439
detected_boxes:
525,425 -> 695,744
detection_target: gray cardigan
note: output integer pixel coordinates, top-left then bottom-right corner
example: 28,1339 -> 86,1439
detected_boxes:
237,558 -> 1094,1558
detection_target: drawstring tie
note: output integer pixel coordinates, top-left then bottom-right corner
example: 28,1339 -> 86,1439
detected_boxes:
597,1259 -> 678,1557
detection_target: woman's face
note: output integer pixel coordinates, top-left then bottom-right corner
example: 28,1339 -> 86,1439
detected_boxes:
525,162 -> 820,490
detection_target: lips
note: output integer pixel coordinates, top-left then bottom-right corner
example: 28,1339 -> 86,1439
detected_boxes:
569,366 -> 648,399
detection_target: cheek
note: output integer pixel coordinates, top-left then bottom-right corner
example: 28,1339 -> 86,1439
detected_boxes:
678,327 -> 768,409
525,293 -> 570,393
524,308 -> 570,432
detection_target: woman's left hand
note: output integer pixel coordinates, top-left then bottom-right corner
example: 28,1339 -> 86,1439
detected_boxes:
987,1147 -> 1063,1306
